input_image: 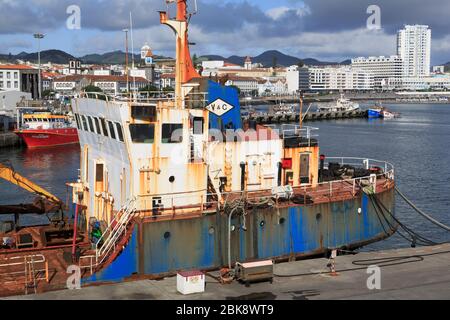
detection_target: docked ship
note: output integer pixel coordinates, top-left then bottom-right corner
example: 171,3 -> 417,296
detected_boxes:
317,93 -> 360,112
0,1 -> 396,294
14,113 -> 79,148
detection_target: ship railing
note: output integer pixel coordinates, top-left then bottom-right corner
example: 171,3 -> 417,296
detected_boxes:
95,197 -> 137,265
0,254 -> 49,283
265,124 -> 319,140
79,255 -> 96,275
135,159 -> 394,216
79,91 -> 209,108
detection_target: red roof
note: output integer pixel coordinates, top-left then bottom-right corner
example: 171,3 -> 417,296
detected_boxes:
54,74 -> 148,83
0,64 -> 36,70
161,73 -> 175,79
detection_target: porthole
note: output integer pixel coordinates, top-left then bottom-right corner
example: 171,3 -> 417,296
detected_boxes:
209,227 -> 215,235
164,232 -> 171,239
316,213 -> 322,221
279,218 -> 286,225
260,221 -> 266,228
169,176 -> 175,183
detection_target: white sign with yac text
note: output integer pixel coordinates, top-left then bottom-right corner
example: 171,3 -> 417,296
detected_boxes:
206,98 -> 234,117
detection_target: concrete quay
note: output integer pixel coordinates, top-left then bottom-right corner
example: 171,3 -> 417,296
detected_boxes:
4,244 -> 450,300
0,132 -> 21,148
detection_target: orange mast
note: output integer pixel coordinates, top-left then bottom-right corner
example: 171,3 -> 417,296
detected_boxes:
160,0 -> 200,107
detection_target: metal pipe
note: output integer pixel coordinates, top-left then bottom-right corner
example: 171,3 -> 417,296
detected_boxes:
228,206 -> 240,270
72,203 -> 79,262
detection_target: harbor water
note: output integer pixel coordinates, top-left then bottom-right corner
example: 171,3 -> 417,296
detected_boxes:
1,104 -> 449,249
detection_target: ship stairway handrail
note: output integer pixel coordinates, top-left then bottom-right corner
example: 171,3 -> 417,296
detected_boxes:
95,197 -> 137,265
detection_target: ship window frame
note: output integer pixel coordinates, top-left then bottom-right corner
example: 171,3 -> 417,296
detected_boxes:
99,118 -> 109,138
74,114 -> 81,130
87,116 -> 95,133
116,122 -> 124,142
193,117 -> 204,135
81,115 -> 88,132
129,123 -> 155,144
162,123 -> 183,144
93,117 -> 102,135
107,120 -> 117,140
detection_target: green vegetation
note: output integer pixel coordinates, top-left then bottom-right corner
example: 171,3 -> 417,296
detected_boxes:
139,84 -> 159,92
82,85 -> 103,93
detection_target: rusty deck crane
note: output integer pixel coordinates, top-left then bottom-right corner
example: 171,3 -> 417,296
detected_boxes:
0,163 -> 65,216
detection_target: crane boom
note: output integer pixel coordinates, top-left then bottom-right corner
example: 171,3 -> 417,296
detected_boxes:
0,163 -> 63,205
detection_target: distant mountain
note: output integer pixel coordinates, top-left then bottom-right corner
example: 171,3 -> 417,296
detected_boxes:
80,51 -> 141,64
200,50 -> 344,67
1,48 -> 350,67
0,50 -> 75,64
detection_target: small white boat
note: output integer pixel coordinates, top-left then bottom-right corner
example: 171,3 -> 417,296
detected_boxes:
317,93 -> 360,113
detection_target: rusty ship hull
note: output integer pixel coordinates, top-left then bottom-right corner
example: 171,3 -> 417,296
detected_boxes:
83,182 -> 395,283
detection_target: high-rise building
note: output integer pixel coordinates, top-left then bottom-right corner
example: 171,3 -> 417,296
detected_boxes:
351,56 -> 404,88
397,25 -> 431,77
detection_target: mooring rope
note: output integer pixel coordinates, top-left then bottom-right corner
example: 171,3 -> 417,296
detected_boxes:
395,187 -> 450,232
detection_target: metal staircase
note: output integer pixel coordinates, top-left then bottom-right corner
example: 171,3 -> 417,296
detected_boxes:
95,197 -> 137,265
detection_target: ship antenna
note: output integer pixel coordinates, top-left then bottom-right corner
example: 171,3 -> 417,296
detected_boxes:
130,11 -> 137,102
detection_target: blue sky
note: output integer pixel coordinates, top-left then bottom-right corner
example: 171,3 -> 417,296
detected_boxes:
1,0 -> 449,64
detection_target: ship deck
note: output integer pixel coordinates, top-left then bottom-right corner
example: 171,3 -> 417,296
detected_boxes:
0,226 -> 90,297
137,175 -> 395,222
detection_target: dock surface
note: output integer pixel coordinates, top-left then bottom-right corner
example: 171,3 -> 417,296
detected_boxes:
4,244 -> 450,300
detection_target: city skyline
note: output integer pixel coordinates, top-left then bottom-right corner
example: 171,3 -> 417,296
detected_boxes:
1,0 -> 450,65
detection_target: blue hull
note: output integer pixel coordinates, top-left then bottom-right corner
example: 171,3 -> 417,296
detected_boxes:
368,109 -> 382,118
84,188 -> 395,283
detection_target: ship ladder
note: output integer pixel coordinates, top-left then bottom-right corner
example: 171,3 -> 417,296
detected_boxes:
95,197 -> 137,266
24,256 -> 37,295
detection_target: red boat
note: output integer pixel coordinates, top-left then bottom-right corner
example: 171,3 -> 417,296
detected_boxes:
15,113 -> 79,148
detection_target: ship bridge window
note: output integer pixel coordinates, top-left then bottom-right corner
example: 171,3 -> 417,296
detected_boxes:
94,117 -> 102,135
87,116 -> 95,133
107,121 -> 117,140
129,124 -> 155,144
131,105 -> 157,121
81,115 -> 88,132
116,122 -> 124,142
74,114 -> 81,130
162,124 -> 183,144
100,118 -> 109,137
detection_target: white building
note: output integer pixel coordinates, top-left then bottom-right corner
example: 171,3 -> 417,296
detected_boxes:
224,75 -> 259,94
258,78 -> 288,95
0,65 -> 39,98
397,25 -> 431,77
286,65 -> 300,93
307,66 -> 374,91
432,66 -> 445,74
387,76 -> 450,91
351,56 -> 404,88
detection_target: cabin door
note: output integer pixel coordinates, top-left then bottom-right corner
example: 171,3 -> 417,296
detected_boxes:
299,153 -> 310,185
246,155 -> 262,190
94,163 -> 105,222
190,116 -> 204,162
